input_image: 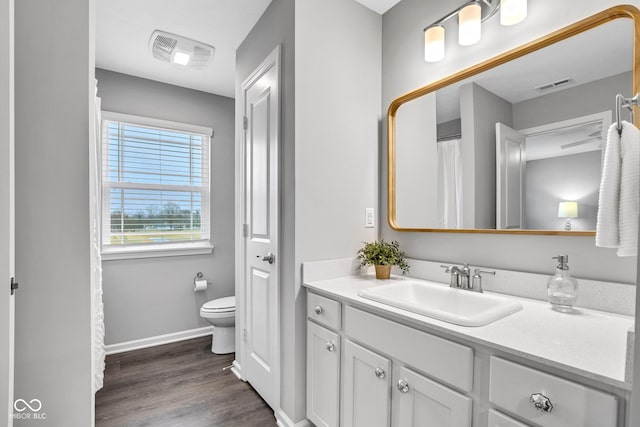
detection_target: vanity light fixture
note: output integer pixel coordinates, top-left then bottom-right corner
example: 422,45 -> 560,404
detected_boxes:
500,0 -> 527,26
424,25 -> 446,62
458,3 -> 482,46
558,201 -> 579,231
423,0 -> 527,63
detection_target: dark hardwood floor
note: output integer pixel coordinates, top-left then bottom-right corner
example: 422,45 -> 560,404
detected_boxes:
96,336 -> 276,427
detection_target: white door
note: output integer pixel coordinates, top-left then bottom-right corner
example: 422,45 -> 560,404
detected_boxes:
0,0 -> 14,425
342,340 -> 391,427
241,46 -> 280,410
306,322 -> 340,427
395,366 -> 472,427
496,123 -> 526,229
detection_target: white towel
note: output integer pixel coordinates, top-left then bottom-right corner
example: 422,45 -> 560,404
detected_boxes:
596,120 -> 639,256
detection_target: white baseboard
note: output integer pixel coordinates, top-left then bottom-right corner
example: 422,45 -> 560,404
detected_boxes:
105,326 -> 213,355
275,409 -> 310,427
230,360 -> 244,381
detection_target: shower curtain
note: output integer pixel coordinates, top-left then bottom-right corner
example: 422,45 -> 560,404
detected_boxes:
437,139 -> 463,228
91,79 -> 105,392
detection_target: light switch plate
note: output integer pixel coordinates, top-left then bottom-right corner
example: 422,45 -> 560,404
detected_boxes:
365,208 -> 375,228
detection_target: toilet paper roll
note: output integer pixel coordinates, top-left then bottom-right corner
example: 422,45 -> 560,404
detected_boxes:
194,279 -> 208,291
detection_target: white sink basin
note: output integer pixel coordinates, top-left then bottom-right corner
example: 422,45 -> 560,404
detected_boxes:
358,280 -> 523,327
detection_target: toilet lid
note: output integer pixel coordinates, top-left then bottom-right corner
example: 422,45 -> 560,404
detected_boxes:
202,296 -> 235,312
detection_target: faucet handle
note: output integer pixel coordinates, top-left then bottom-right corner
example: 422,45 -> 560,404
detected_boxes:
440,264 -> 452,273
471,269 -> 496,293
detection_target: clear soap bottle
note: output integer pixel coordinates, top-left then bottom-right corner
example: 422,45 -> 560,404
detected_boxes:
547,254 -> 578,312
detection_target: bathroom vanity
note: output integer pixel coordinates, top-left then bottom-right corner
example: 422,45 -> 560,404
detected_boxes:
304,270 -> 632,427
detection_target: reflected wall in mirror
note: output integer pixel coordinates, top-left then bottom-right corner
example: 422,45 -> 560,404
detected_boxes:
389,6 -> 639,234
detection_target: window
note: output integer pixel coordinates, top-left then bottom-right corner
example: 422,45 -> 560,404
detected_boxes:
101,112 -> 213,259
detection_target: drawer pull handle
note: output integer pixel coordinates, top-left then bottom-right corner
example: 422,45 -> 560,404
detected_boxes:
314,306 -> 323,315
374,367 -> 385,379
530,393 -> 553,413
397,379 -> 410,393
325,342 -> 335,352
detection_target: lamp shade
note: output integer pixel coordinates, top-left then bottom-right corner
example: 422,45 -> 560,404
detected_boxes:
458,3 -> 481,46
558,201 -> 578,218
424,26 -> 445,62
500,0 -> 527,26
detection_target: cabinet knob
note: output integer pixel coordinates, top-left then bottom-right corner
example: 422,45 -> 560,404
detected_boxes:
374,367 -> 385,379
325,342 -> 335,352
530,393 -> 553,413
397,379 -> 410,393
314,305 -> 323,315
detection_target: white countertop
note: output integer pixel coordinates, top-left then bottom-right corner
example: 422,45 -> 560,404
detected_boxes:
304,274 -> 634,391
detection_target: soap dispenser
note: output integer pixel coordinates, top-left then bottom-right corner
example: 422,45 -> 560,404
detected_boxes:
547,254 -> 578,312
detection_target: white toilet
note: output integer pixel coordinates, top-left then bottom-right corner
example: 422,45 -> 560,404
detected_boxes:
200,296 -> 236,354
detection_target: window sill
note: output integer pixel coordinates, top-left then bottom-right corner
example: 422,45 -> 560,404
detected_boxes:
102,242 -> 214,261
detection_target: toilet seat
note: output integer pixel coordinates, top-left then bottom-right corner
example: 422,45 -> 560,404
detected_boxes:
201,296 -> 235,313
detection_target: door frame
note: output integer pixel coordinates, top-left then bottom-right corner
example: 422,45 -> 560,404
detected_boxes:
518,111 -> 611,144
234,45 -> 281,411
1,0 -> 14,424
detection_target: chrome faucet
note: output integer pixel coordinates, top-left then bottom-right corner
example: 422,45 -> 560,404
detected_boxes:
441,263 -> 471,289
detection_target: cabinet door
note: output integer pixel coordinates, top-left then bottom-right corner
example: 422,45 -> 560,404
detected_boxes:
342,340 -> 391,427
395,366 -> 472,427
307,321 -> 341,427
488,409 -> 530,427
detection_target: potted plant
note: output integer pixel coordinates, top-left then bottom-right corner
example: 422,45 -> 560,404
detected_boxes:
357,240 -> 410,279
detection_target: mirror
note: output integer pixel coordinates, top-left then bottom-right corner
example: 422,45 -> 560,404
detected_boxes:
388,6 -> 639,234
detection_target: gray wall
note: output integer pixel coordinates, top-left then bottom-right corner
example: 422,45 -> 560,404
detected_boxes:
514,71 -> 631,130
236,0 -> 380,422
236,0 -> 296,419
460,82 -> 512,229
295,0 -> 380,419
95,69 -> 235,345
526,151 -> 600,231
381,0 -> 636,284
14,0 -> 94,425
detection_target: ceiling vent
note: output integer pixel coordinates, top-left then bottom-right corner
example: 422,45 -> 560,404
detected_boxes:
150,30 -> 214,69
535,77 -> 575,93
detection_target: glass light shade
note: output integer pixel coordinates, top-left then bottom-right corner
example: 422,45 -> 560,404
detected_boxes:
557,201 -> 578,218
500,0 -> 527,26
424,26 -> 445,62
458,3 -> 481,46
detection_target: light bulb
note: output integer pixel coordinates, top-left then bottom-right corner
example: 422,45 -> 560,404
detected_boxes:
424,26 -> 445,62
458,3 -> 482,46
172,51 -> 191,66
500,0 -> 527,26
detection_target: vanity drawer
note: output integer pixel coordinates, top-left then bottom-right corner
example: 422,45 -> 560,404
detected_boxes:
344,306 -> 473,392
489,357 -> 617,427
308,292 -> 341,331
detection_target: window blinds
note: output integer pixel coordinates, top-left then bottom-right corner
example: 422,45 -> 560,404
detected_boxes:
101,114 -> 211,248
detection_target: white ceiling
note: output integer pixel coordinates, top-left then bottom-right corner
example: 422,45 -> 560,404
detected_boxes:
96,0 -> 397,98
354,0 -> 402,14
96,0 -> 272,98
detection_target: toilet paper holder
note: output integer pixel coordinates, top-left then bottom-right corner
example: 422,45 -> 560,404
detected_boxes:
193,272 -> 208,292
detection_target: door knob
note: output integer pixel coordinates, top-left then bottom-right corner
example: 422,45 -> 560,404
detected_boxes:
374,367 -> 386,379
261,252 -> 275,264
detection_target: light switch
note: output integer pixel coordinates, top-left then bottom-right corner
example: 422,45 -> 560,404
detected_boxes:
365,208 -> 375,228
